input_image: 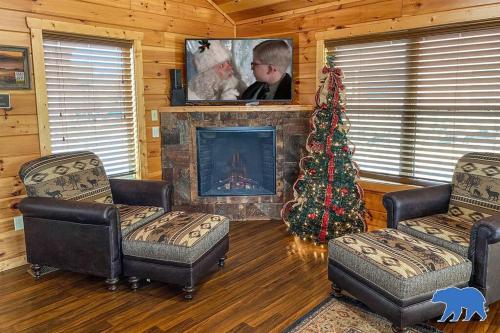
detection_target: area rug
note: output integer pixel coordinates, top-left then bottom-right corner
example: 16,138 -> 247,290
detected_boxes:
284,295 -> 441,333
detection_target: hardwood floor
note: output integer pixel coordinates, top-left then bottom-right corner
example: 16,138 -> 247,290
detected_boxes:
0,220 -> 498,333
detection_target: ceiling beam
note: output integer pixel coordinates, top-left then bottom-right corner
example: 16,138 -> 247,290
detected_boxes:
217,0 -> 288,14
206,0 -> 236,26
235,0 -> 361,25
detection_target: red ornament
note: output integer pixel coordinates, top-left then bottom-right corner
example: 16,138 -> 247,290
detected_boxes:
321,103 -> 328,110
337,207 -> 345,216
340,187 -> 349,196
342,145 -> 349,152
309,169 -> 317,175
308,213 -> 317,219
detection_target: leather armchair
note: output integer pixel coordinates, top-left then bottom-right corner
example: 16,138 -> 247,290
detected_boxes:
17,151 -> 173,290
383,185 -> 500,305
18,181 -> 173,290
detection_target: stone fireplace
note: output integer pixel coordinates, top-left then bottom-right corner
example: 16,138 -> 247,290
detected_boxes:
161,108 -> 309,221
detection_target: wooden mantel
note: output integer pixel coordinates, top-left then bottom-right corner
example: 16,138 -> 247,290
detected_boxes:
159,105 -> 313,112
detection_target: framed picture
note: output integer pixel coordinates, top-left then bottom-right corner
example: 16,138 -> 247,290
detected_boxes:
0,46 -> 30,89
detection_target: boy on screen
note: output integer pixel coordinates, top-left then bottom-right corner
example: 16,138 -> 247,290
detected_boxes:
240,40 -> 292,100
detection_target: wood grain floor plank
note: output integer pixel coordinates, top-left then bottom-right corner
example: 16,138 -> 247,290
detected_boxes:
0,220 -> 497,333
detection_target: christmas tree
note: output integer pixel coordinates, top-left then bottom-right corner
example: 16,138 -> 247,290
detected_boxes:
281,56 -> 366,243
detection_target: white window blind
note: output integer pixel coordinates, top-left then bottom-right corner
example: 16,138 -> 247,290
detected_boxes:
327,26 -> 500,183
43,34 -> 138,177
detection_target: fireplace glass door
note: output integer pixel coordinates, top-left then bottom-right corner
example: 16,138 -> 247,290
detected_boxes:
196,127 -> 276,196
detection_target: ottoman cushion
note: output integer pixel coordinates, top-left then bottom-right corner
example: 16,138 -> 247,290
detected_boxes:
397,214 -> 472,257
329,229 -> 472,300
122,211 -> 229,265
117,204 -> 164,235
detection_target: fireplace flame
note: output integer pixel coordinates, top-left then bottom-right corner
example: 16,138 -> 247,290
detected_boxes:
217,151 -> 257,191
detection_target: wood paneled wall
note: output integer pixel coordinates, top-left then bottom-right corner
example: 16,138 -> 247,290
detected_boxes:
237,0 -> 500,105
359,181 -> 417,230
2,0 -> 499,272
0,0 -> 232,272
236,0 -> 500,228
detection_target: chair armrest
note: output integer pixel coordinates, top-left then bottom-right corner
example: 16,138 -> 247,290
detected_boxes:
18,197 -> 118,226
109,179 -> 173,212
382,184 -> 451,228
468,215 -> 500,301
470,215 -> 500,247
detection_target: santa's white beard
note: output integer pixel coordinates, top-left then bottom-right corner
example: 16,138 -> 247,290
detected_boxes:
189,68 -> 241,100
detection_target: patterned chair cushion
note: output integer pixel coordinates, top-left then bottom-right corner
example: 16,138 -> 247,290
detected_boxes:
19,151 -> 113,203
449,152 -> 500,223
329,229 -> 471,300
117,204 -> 165,236
122,211 -> 229,265
397,214 -> 472,257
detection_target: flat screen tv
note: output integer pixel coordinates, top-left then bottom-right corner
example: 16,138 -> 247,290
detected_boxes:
185,38 -> 293,104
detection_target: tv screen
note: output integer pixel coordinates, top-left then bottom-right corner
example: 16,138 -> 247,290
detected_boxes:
185,38 -> 293,103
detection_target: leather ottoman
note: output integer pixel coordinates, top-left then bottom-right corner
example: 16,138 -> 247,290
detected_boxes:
328,228 -> 472,332
122,211 -> 230,299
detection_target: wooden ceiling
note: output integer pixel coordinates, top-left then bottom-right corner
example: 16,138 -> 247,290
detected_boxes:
211,0 -> 341,23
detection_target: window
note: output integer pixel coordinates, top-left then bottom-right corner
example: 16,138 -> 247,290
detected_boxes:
42,34 -> 138,177
326,25 -> 500,183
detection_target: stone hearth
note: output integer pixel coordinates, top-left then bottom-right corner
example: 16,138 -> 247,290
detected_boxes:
161,110 -> 309,221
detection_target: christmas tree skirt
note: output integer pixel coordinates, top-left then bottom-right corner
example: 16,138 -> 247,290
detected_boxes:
283,295 -> 441,333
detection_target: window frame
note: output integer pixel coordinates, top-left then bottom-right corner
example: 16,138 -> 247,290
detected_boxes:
27,17 -> 148,179
315,13 -> 500,186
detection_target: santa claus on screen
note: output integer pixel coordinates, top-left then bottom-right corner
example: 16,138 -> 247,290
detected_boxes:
187,40 -> 245,101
